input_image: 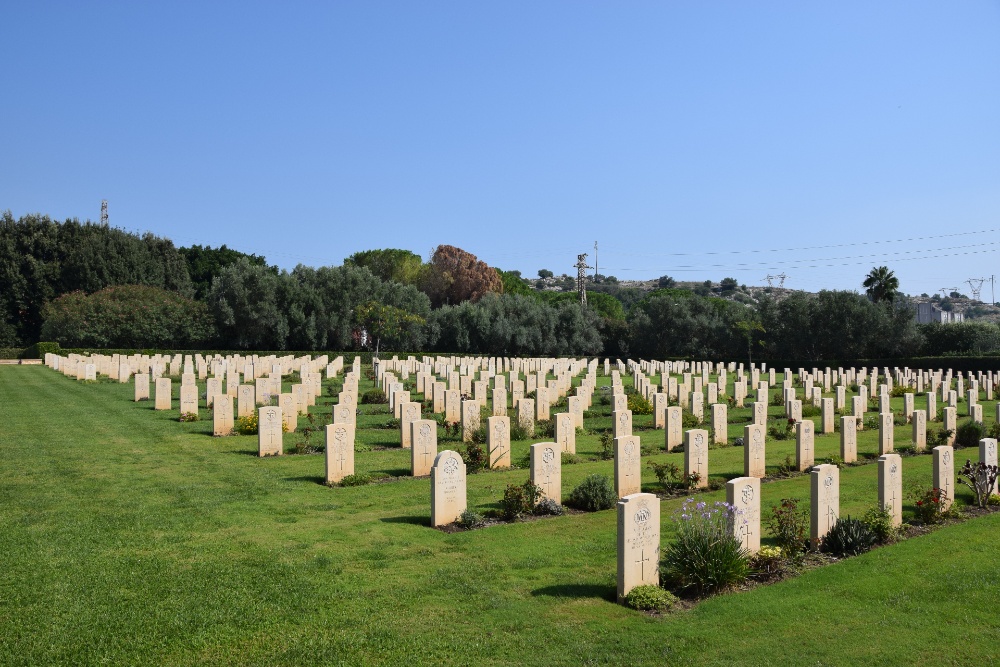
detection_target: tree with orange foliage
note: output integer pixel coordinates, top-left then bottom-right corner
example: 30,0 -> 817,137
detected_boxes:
421,244 -> 503,307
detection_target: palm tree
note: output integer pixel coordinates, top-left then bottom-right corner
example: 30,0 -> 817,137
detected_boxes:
863,266 -> 899,304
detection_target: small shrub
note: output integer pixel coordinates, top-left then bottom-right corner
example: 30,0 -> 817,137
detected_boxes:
821,517 -> 878,557
567,474 -> 617,512
535,419 -> 555,439
861,504 -> 897,544
534,498 -> 565,516
623,585 -> 677,612
890,385 -> 915,397
233,410 -> 258,435
800,404 -> 820,418
988,494 -> 1000,506
598,432 -> 614,461
929,427 -> 953,448
500,479 -> 542,520
339,473 -> 371,487
954,420 -> 985,448
957,460 -> 1000,508
681,412 -> 700,429
361,389 -> 387,404
826,454 -> 844,468
460,442 -> 488,473
775,454 -> 796,478
749,545 -> 786,580
768,418 -> 795,441
561,452 -> 581,465
911,487 -> 950,524
766,498 -> 808,558
458,509 -> 485,529
508,421 -> 531,441
647,460 -> 681,489
179,412 -> 200,423
661,499 -> 749,596
627,392 -> 653,415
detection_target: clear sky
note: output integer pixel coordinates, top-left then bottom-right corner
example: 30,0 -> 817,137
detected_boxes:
3,2 -> 999,298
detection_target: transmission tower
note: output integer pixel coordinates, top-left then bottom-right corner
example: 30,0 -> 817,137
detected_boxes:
575,253 -> 592,305
763,273 -> 788,289
100,200 -> 108,226
965,277 -> 986,302
938,286 -> 957,298
593,241 -> 598,278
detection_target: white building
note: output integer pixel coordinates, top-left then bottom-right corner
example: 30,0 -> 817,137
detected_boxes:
916,301 -> 965,324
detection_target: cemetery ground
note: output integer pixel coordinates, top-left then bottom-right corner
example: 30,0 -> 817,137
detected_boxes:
1,365 -> 999,666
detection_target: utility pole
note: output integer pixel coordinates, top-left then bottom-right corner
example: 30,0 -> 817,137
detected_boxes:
593,241 -> 598,278
575,253 -> 592,306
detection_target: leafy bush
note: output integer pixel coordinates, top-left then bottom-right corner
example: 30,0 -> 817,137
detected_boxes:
458,509 -> 485,529
567,474 -> 617,512
460,442 -> 488,473
623,585 -> 677,612
821,517 -> 878,557
234,412 -> 259,435
361,389 -> 387,404
598,432 -> 614,460
627,392 -> 653,415
766,498 -> 808,558
954,420 -> 985,448
748,545 -> 786,581
500,479 -> 542,521
800,403 -> 821,418
681,412 -> 700,428
911,487 -> 950,524
861,504 -> 897,544
534,498 -> 565,516
768,418 -> 795,441
775,454 -> 796,478
647,460 -> 681,489
957,460 -> 1000,508
179,412 -> 200,422
339,473 -> 371,487
20,341 -> 60,359
561,452 -> 581,465
661,498 -> 749,596
890,385 -> 916,397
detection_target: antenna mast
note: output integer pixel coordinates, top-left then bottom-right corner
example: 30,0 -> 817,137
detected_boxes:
575,253 -> 592,305
100,200 -> 108,226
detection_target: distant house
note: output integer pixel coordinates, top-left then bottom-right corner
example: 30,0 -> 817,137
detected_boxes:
915,301 -> 965,324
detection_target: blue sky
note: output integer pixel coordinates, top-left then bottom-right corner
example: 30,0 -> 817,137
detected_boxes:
3,2 -> 999,298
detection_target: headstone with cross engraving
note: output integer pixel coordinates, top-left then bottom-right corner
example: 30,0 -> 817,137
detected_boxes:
878,412 -> 894,455
213,394 -> 234,436
279,393 -> 297,432
912,409 -> 926,451
878,453 -> 903,526
324,423 -> 355,484
933,445 -> 954,510
555,412 -> 576,454
796,420 -> 814,471
238,385 -> 256,419
690,391 -> 704,424
727,476 -> 761,554
942,407 -> 957,446
258,406 -> 283,457
665,406 -> 683,452
744,424 -> 766,478
487,416 -> 511,468
616,493 -> 660,601
821,398 -> 834,434
810,463 -> 840,547
445,390 -> 461,424
752,401 -> 767,427
179,384 -> 198,418
461,400 -> 480,442
155,378 -> 172,410
134,373 -> 150,402
410,420 -> 438,476
614,435 -> 642,497
981,438 -> 999,494
530,443 -> 562,504
684,429 -> 709,488
430,450 -> 467,526
840,416 -> 857,463
517,399 -> 535,437
612,409 -> 633,440
400,402 -> 422,449
492,387 -> 508,417
711,403 -> 727,445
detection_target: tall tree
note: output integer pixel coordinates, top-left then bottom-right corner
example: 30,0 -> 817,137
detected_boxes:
863,266 -> 899,304
344,249 -> 425,286
420,245 -> 502,307
178,244 -> 271,300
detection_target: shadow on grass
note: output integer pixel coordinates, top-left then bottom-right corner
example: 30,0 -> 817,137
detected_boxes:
284,475 -> 327,485
380,515 -> 430,527
375,468 -> 411,477
531,583 -> 616,601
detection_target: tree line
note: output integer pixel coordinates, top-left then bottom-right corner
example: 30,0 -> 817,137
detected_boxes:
5,211 -> 1000,361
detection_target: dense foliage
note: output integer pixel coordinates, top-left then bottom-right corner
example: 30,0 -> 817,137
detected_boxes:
11,210 -> 1000,359
40,286 -> 214,348
0,212 -> 192,345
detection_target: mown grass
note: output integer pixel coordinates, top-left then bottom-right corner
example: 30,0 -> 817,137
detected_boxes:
0,365 -> 997,666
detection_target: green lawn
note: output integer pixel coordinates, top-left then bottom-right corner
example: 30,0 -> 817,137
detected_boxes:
0,365 -> 997,666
